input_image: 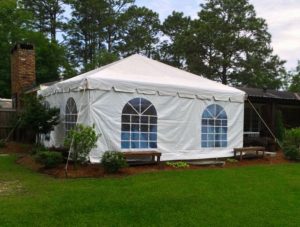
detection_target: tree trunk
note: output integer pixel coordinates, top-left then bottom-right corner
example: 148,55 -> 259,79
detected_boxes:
221,65 -> 227,85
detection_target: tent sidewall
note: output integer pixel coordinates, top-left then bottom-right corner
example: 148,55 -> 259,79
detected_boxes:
44,89 -> 244,162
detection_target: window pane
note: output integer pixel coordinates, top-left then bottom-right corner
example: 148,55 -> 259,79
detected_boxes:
202,110 -> 211,118
149,133 -> 157,141
121,132 -> 130,140
132,116 -> 140,123
150,125 -> 157,133
221,134 -> 227,140
140,98 -> 152,113
121,124 -> 130,131
140,133 -> 148,141
121,141 -> 130,149
122,104 -> 136,115
201,134 -> 207,141
216,105 -> 223,116
208,127 -> 214,133
221,127 -> 227,133
208,134 -> 214,140
221,141 -> 227,147
144,105 -> 157,115
141,124 -> 149,132
129,98 -> 140,111
141,116 -> 149,124
131,132 -> 140,141
122,114 -> 130,123
207,105 -> 216,116
218,110 -> 227,119
208,141 -> 214,147
140,142 -> 148,148
150,116 -> 157,124
131,141 -> 139,149
150,142 -> 157,148
131,124 -> 139,132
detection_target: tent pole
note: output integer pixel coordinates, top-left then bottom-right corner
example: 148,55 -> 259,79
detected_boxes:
64,80 -> 88,177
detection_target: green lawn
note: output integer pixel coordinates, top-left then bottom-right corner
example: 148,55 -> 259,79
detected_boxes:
1,155 -> 300,226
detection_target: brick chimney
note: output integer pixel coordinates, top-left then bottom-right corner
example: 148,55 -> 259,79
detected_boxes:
11,43 -> 36,109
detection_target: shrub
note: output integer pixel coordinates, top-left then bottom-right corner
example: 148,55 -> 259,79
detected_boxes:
282,128 -> 300,160
166,161 -> 190,168
226,158 -> 238,163
18,95 -> 60,144
283,145 -> 299,160
35,151 -> 63,168
101,151 -> 127,173
0,139 -> 6,148
30,144 -> 47,155
64,124 -> 100,166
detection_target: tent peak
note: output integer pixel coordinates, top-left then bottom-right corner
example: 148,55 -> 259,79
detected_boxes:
40,52 -> 245,97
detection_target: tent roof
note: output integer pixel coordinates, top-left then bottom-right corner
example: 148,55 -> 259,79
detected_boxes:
40,54 -> 245,99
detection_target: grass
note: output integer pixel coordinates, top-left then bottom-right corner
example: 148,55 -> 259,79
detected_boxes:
1,155 -> 300,226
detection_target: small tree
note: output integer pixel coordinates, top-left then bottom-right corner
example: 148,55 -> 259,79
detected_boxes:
101,151 -> 127,173
64,124 -> 100,166
18,94 -> 60,144
282,128 -> 300,160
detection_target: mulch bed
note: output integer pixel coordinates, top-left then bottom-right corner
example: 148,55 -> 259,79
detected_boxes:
0,142 -> 33,154
0,142 -> 293,179
15,150 -> 292,179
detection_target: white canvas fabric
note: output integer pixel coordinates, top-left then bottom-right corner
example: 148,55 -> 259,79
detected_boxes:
39,54 -> 245,163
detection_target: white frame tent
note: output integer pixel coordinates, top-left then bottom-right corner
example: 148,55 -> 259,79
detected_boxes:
39,54 -> 245,163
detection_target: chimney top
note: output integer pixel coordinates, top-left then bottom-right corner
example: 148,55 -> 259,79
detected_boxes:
11,42 -> 36,109
11,43 -> 34,54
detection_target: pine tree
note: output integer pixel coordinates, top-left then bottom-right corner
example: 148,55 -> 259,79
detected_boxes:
21,0 -> 65,42
116,6 -> 160,58
181,0 -> 286,88
158,11 -> 191,68
65,0 -> 134,72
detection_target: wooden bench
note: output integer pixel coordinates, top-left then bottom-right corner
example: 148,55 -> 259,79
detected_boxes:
123,151 -> 161,164
234,146 -> 266,160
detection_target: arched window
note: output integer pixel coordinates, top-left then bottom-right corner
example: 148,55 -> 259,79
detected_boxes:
65,97 -> 78,135
121,98 -> 157,149
202,104 -> 227,148
43,101 -> 51,141
44,101 -> 50,110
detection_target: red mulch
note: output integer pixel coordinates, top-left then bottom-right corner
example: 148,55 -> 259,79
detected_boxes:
15,150 -> 292,179
0,142 -> 32,154
0,142 -> 293,178
225,151 -> 290,168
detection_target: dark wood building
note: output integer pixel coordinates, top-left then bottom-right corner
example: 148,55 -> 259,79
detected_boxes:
239,87 -> 300,149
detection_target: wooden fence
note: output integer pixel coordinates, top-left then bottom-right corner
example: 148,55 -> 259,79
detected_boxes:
0,108 -> 17,140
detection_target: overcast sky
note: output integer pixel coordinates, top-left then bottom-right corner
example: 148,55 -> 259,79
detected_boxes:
136,0 -> 300,70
